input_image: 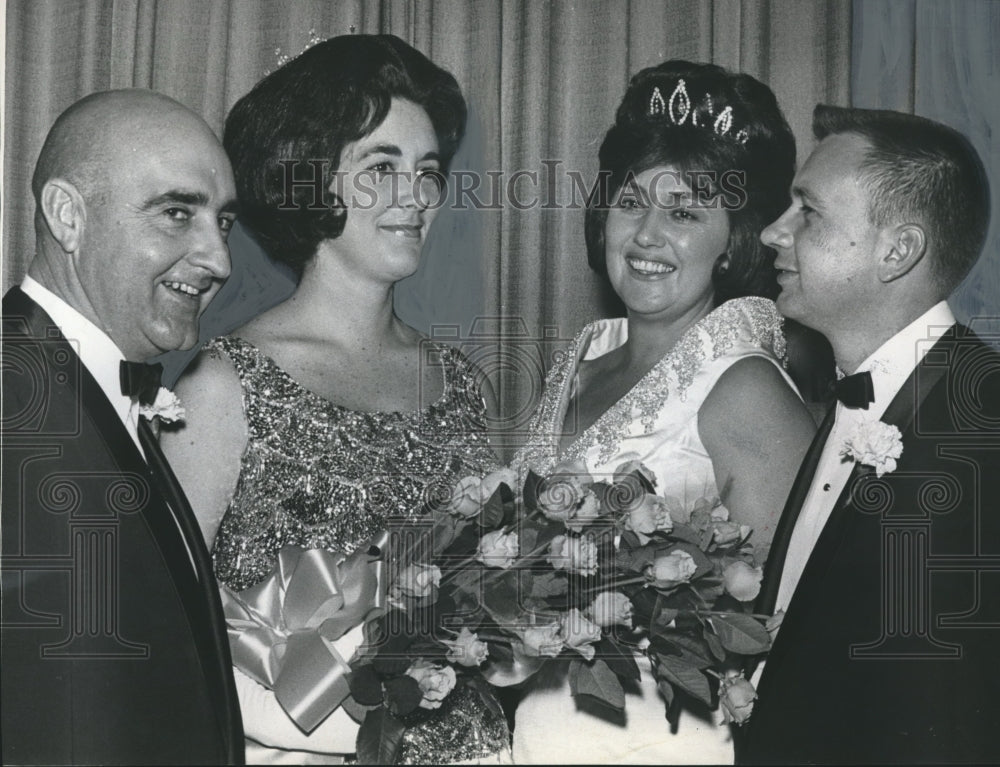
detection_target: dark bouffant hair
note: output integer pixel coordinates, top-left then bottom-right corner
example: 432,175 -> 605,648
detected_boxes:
224,34 -> 467,276
814,104 -> 989,292
585,60 -> 796,305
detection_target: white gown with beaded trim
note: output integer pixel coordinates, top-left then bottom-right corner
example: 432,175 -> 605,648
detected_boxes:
511,296 -> 794,765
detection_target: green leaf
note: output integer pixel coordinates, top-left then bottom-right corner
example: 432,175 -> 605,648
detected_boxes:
650,597 -> 679,634
383,675 -> 423,717
659,633 -> 713,669
356,707 -> 406,765
704,627 -> 727,662
523,470 -> 544,510
347,664 -> 384,706
430,514 -> 461,556
481,638 -> 545,687
654,654 -> 712,707
614,539 -> 659,572
529,570 -> 569,599
481,486 -> 506,529
448,522 -> 485,560
519,526 -> 539,556
595,636 -> 641,682
691,573 -> 725,603
616,530 -> 646,558
481,573 -> 522,624
569,659 -> 626,711
372,632 -> 413,677
711,613 -> 771,655
668,523 -> 705,546
657,678 -> 675,710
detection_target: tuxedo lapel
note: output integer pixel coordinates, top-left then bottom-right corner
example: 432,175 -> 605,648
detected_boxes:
755,405 -> 835,616
139,420 -> 244,760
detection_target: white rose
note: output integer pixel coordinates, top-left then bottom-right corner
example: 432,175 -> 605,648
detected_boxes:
559,608 -> 602,661
722,561 -> 763,602
547,534 -> 599,576
712,520 -> 750,546
442,627 -> 489,667
718,670 -> 756,725
519,623 -> 563,658
405,659 -> 457,709
394,563 -> 441,599
448,475 -> 484,518
476,530 -> 519,568
625,494 -> 674,543
587,591 -> 634,629
537,477 -> 585,524
645,550 -> 697,589
566,490 -> 603,532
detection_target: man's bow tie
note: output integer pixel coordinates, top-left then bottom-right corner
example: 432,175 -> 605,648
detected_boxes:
833,370 -> 875,410
119,360 -> 163,406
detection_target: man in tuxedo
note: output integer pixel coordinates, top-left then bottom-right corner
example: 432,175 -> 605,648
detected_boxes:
740,105 -> 1000,763
1,90 -> 244,764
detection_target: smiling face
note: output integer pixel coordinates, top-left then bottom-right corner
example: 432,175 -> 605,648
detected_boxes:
761,132 -> 885,334
325,98 -> 443,284
75,110 -> 237,361
604,166 -> 731,325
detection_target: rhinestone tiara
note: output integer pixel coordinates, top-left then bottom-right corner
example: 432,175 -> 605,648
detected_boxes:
648,79 -> 749,145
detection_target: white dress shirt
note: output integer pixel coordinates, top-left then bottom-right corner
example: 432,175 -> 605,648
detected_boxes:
21,276 -> 145,454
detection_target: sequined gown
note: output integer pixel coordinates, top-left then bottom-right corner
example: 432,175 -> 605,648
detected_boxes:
511,297 -> 793,765
208,336 -> 511,764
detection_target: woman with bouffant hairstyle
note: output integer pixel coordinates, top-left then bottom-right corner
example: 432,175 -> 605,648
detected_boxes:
583,60 -> 796,305
511,60 -> 817,764
163,34 -> 509,763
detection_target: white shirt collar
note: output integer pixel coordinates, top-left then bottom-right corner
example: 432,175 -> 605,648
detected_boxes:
21,276 -> 139,437
839,301 -> 955,420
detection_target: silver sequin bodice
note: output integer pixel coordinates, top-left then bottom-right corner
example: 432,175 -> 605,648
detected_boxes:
209,336 -> 499,591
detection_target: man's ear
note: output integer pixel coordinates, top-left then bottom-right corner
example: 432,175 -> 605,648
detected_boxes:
39,178 -> 86,253
877,223 -> 926,283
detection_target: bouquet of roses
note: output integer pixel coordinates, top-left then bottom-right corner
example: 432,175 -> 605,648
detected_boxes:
347,457 -> 776,762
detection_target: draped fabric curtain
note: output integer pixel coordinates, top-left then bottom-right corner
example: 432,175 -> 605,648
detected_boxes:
851,0 -> 1000,342
3,0 -> 851,457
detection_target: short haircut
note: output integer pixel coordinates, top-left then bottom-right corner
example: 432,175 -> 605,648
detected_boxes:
814,104 -> 990,290
585,60 -> 796,305
224,34 -> 467,276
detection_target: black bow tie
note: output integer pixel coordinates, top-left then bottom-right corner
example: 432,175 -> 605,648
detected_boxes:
833,370 -> 875,410
120,360 -> 163,406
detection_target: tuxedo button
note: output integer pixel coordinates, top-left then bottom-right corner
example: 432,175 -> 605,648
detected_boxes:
823,483 -> 831,491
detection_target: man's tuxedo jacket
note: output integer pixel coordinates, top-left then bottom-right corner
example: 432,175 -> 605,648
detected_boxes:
1,287 -> 244,765
740,325 -> 1000,764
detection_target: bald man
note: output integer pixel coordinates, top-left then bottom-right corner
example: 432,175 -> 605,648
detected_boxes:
2,90 -> 244,764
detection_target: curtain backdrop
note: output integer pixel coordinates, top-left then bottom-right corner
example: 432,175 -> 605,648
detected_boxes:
851,0 -> 1000,343
3,0 -> 851,455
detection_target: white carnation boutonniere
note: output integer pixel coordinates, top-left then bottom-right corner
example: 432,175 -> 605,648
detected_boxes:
139,387 -> 185,424
841,418 -> 903,477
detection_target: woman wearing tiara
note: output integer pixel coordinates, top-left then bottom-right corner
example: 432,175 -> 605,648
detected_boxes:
510,60 -> 817,764
161,34 -> 510,764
